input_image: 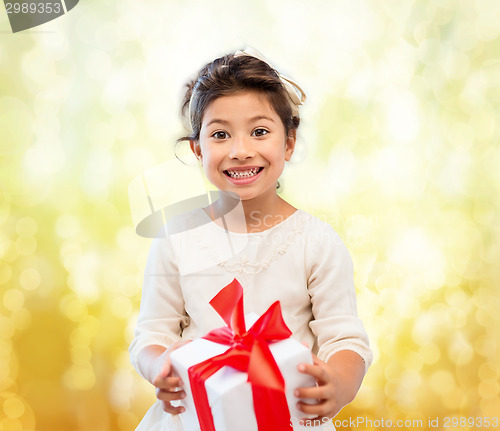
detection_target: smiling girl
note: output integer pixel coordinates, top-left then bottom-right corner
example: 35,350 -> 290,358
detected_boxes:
129,48 -> 373,430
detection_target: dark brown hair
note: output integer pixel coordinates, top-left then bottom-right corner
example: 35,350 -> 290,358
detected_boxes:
176,51 -> 301,148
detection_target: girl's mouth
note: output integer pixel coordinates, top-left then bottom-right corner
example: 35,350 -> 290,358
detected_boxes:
223,167 -> 264,185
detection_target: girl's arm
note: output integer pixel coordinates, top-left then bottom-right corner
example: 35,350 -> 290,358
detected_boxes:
305,225 -> 372,372
299,220 -> 372,424
130,235 -> 188,374
294,350 -> 366,423
130,236 -> 190,414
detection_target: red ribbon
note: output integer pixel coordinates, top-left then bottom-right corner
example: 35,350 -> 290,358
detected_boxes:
188,278 -> 294,431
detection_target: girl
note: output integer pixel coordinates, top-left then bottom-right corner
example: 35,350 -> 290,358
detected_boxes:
129,47 -> 373,430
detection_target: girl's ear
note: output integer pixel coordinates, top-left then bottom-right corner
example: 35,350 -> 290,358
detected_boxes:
284,130 -> 296,162
189,140 -> 202,161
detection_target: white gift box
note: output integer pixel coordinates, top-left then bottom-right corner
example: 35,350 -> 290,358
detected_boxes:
170,315 -> 317,431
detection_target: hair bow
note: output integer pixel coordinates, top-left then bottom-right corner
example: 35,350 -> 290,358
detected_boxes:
234,47 -> 306,117
188,47 -> 307,126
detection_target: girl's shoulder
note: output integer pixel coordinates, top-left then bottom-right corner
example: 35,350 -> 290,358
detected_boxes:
295,210 -> 350,253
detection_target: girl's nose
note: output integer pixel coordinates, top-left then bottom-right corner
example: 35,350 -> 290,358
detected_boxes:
228,136 -> 255,159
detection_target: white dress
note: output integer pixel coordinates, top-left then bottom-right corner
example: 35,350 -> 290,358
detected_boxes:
129,207 -> 373,430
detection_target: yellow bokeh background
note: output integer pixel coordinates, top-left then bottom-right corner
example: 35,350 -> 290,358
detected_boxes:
1,0 -> 499,430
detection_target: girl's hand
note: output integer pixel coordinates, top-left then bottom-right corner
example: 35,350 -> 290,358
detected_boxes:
294,351 -> 365,426
152,340 -> 192,415
294,355 -> 342,425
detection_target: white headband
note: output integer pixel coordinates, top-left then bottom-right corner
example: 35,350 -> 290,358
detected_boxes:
188,47 -> 306,126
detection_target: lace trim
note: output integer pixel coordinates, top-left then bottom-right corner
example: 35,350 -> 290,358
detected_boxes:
192,214 -> 305,289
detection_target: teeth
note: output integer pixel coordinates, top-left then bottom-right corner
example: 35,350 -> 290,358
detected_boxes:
226,168 -> 261,178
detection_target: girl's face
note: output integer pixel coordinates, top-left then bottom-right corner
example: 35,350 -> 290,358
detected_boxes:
190,91 -> 295,202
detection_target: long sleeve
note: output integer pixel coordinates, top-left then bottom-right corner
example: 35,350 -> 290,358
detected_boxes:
129,235 -> 190,380
305,222 -> 373,374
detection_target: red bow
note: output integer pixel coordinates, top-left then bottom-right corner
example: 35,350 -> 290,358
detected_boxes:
188,278 -> 294,431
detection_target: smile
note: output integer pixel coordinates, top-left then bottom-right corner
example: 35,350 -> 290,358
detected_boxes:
224,167 -> 263,178
223,167 -> 264,185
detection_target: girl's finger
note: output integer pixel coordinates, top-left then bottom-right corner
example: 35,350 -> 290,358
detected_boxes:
296,399 -> 329,416
294,385 -> 330,401
154,375 -> 183,389
162,402 -> 186,415
311,354 -> 323,366
160,340 -> 192,379
156,388 -> 186,403
298,363 -> 329,384
160,356 -> 172,379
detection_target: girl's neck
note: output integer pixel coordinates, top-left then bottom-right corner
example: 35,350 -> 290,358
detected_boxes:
203,193 -> 297,233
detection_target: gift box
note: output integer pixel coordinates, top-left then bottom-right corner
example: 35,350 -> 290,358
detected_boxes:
170,278 -> 317,431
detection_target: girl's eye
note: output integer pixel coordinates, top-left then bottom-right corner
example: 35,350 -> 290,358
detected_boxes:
253,128 -> 269,137
212,131 -> 228,140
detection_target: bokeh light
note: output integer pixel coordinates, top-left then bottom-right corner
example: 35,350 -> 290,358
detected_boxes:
1,0 -> 499,429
